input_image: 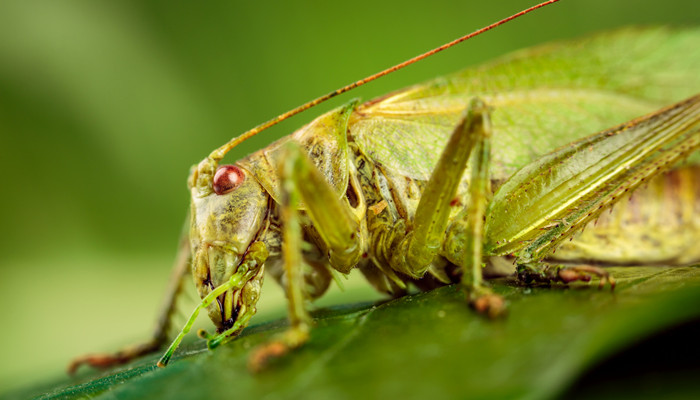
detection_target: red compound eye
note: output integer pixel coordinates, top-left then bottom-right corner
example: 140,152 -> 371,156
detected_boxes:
213,165 -> 245,195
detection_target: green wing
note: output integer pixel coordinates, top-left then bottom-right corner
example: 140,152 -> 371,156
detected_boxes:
350,28 -> 700,181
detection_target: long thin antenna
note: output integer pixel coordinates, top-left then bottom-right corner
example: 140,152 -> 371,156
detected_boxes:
209,0 -> 561,161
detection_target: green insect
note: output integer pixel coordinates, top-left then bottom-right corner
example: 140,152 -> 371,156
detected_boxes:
69,0 -> 700,373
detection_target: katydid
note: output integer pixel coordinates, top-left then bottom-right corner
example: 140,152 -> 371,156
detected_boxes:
69,0 -> 700,373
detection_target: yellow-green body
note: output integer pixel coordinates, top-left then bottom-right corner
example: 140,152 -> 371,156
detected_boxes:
210,28 -> 700,304
69,27 -> 700,371
178,27 -> 700,365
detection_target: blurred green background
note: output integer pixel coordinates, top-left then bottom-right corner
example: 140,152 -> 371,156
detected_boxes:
0,0 -> 698,394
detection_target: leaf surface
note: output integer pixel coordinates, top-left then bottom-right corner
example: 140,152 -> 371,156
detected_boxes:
19,265 -> 700,400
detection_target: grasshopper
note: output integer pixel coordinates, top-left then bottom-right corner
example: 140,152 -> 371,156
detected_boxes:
69,0 -> 700,373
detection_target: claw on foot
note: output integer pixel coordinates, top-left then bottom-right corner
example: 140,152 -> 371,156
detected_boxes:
248,341 -> 290,373
558,265 -> 616,291
470,292 -> 507,319
247,325 -> 309,372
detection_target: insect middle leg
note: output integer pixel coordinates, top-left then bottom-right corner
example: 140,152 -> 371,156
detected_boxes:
383,98 -> 504,316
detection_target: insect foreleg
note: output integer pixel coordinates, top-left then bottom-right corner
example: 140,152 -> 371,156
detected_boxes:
248,141 -> 363,371
280,142 -> 364,273
68,218 -> 192,374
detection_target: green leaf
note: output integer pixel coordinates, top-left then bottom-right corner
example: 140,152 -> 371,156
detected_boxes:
17,265 -> 700,400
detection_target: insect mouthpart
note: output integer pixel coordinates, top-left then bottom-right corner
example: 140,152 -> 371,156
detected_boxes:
218,302 -> 240,332
193,241 -> 267,337
201,245 -> 244,327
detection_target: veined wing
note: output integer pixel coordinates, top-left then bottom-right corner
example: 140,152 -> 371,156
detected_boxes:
350,28 -> 700,181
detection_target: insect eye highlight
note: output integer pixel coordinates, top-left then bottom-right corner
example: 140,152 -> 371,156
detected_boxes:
213,165 -> 245,195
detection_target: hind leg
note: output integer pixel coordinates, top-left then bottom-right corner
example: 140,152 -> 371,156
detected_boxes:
483,96 -> 700,288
